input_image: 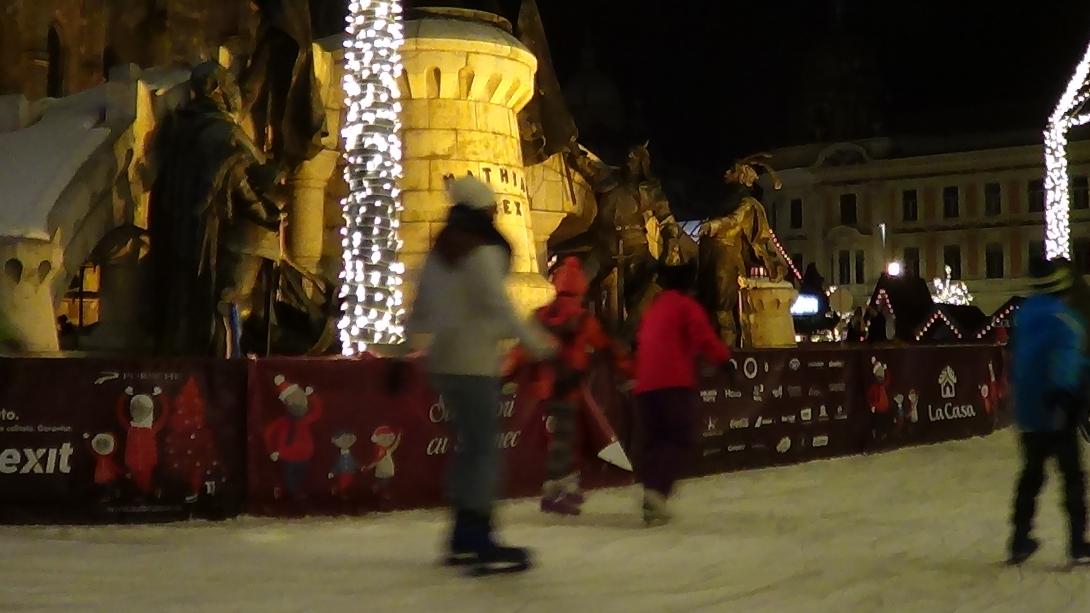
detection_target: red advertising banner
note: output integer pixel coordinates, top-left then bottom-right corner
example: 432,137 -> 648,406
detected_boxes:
246,357 -> 631,516
690,349 -> 866,476
0,358 -> 247,523
862,345 -> 1004,449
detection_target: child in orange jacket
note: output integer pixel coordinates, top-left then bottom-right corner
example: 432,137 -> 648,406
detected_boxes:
506,257 -> 633,515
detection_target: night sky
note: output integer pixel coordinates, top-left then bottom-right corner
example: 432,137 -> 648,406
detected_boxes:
322,1 -> 1090,209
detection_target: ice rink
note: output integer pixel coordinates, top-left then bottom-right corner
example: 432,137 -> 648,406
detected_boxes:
4,431 -> 1090,612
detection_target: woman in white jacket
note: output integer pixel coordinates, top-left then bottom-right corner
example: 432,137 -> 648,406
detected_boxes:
406,176 -> 554,574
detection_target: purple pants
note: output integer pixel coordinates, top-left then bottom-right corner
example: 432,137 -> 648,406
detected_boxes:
636,387 -> 698,497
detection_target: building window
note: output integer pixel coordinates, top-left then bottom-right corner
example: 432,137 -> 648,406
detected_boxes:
790,198 -> 803,229
838,250 -> 851,284
902,189 -> 918,222
1076,238 -> 1090,274
985,243 -> 1004,279
46,26 -> 64,98
943,245 -> 962,279
942,186 -> 960,219
839,194 -> 857,225
1028,179 -> 1045,213
1029,240 -> 1045,266
903,247 -> 920,277
1074,176 -> 1089,210
985,183 -> 1002,216
855,250 -> 865,285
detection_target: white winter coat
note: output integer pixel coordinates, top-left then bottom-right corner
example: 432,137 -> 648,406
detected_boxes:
406,245 -> 552,376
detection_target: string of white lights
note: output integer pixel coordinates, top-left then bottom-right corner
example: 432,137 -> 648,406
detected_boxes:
339,0 -> 406,355
931,265 -> 973,306
1044,39 -> 1090,260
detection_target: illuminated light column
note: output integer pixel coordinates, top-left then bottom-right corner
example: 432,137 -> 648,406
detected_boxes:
339,0 -> 406,355
1044,39 -> 1090,260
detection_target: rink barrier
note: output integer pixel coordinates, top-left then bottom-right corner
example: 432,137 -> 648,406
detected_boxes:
0,344 -> 1006,522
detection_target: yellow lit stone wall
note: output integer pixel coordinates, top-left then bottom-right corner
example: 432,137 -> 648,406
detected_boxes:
397,16 -> 553,313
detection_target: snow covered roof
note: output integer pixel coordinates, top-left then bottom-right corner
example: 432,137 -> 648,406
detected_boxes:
0,87 -> 111,240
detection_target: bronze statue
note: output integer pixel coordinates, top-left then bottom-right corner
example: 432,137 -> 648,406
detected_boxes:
240,0 -> 329,167
698,153 -> 787,346
558,142 -> 684,333
149,61 -> 286,356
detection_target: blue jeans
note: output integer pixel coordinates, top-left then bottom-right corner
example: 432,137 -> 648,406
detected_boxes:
431,374 -> 500,513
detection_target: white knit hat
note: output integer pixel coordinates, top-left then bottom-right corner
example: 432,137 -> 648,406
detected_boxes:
447,176 -> 496,210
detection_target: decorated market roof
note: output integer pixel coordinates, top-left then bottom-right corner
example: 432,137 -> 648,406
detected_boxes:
975,296 -> 1024,340
868,274 -> 934,340
914,304 -> 988,342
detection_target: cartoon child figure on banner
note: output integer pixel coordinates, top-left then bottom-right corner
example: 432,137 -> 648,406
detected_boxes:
83,431 -> 122,501
365,426 -> 401,501
117,386 -> 169,495
867,358 -> 891,440
907,388 -> 920,424
327,430 -> 364,497
263,375 -> 323,500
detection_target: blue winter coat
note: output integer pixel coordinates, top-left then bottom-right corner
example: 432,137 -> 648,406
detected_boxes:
1011,294 -> 1088,432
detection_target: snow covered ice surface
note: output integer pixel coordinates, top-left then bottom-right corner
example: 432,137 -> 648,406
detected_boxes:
4,432 -> 1090,612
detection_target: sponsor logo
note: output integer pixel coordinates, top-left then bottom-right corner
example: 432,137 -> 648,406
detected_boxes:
753,385 -> 765,402
828,382 -> 847,393
753,416 -> 774,429
789,359 -> 801,371
828,361 -> 845,369
834,405 -> 848,420
700,389 -> 719,403
818,405 -> 829,420
704,417 -> 723,437
729,418 -> 750,429
727,444 -> 747,453
725,389 -> 743,399
812,435 -> 830,448
808,387 -> 823,398
703,448 -> 723,457
776,437 -> 792,453
781,414 -> 797,424
0,443 -> 75,475
800,408 -> 813,422
788,386 -> 803,398
939,366 -> 958,399
807,361 -> 826,368
772,386 -> 783,399
751,442 -> 767,450
743,358 -> 759,380
927,402 -> 977,422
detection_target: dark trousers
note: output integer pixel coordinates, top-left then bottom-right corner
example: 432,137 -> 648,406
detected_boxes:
636,387 -> 698,497
544,395 -> 579,482
1012,429 -> 1088,549
431,374 -> 500,514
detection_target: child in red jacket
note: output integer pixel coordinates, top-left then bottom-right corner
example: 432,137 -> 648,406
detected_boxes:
634,260 -> 731,525
506,257 -> 633,515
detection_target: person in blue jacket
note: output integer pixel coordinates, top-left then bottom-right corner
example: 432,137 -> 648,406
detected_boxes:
1009,257 -> 1090,565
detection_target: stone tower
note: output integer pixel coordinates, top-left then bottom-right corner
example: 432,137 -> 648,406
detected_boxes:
397,7 -> 553,312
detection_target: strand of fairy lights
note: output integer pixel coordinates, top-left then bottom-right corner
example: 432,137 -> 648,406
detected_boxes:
1044,39 -> 1090,260
768,230 -> 802,281
339,0 -> 406,355
931,265 -> 973,306
975,303 -> 1019,339
915,310 -> 962,341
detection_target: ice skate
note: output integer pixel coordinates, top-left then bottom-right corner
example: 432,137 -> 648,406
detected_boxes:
540,492 -> 582,516
1070,542 -> 1090,566
1006,537 -> 1040,566
445,510 -> 532,574
642,490 -> 671,526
